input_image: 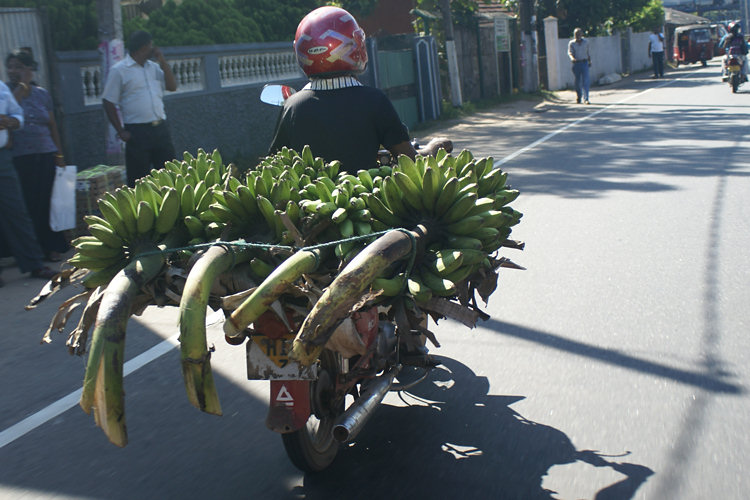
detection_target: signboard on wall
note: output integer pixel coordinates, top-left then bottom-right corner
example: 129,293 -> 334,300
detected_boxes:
495,17 -> 511,53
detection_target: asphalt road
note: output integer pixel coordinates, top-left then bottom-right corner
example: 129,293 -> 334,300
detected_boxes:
2,61 -> 749,499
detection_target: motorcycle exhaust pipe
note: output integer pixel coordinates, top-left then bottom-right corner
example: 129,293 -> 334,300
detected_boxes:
332,364 -> 402,443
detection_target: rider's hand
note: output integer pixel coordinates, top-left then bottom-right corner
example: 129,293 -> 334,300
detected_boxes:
419,137 -> 453,155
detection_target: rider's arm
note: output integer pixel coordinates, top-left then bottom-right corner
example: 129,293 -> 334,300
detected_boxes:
388,137 -> 453,161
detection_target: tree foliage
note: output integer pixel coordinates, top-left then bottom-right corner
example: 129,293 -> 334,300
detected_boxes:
536,0 -> 661,37
124,0 -> 264,46
625,0 -> 665,33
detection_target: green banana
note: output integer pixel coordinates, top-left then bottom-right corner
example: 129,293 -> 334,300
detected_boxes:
372,273 -> 406,296
88,224 -> 125,249
154,187 -> 180,235
445,214 -> 484,235
408,275 -> 432,303
392,172 -> 425,212
136,200 -> 155,235
433,177 -> 460,216
443,192 -> 479,224
419,269 -> 456,297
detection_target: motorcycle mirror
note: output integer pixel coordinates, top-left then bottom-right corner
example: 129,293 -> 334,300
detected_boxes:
260,84 -> 296,106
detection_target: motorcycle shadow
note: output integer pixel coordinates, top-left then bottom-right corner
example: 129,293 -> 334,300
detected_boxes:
298,356 -> 652,499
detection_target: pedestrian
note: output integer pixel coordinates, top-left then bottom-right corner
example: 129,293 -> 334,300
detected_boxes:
268,6 -> 450,173
101,30 -> 178,187
6,47 -> 69,262
0,79 -> 57,286
568,28 -> 591,104
648,27 -> 665,78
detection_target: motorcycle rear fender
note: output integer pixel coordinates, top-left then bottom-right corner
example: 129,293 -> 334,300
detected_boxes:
266,380 -> 312,433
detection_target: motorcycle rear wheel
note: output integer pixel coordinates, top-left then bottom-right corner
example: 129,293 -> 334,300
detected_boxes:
281,351 -> 343,472
731,73 -> 740,93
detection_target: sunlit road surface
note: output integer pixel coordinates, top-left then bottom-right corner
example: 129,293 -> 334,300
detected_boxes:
2,61 -> 748,499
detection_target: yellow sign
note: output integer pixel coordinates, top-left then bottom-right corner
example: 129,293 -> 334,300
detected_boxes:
252,334 -> 295,368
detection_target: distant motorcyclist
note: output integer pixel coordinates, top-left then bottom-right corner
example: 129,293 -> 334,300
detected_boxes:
720,21 -> 748,81
268,6 -> 449,173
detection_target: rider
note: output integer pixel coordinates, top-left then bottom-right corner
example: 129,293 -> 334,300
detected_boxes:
720,21 -> 748,81
268,6 -> 449,173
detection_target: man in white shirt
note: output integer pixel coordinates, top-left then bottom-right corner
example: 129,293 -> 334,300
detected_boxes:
0,81 -> 57,285
568,28 -> 591,104
101,30 -> 178,186
648,27 -> 665,78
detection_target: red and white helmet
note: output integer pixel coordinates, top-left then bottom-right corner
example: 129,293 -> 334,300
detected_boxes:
294,6 -> 367,77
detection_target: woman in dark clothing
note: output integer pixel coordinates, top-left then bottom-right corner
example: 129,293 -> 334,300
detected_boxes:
6,48 -> 69,262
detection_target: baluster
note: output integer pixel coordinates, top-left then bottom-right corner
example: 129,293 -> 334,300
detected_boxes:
261,54 -> 270,81
248,54 -> 257,82
93,69 -> 101,98
233,56 -> 240,82
270,53 -> 280,80
239,55 -> 248,81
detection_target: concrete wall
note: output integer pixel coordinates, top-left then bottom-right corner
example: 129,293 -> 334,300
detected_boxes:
630,32 -> 653,74
554,33 -> 622,89
544,17 -> 655,91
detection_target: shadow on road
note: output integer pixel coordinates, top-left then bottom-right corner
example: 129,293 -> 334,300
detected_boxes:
479,319 -> 742,395
298,356 -> 653,500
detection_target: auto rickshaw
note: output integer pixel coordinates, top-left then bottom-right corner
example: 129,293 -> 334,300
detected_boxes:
673,24 -> 715,66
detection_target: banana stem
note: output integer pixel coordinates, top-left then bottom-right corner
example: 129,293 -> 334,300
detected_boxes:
291,229 -> 418,366
223,248 -> 323,338
79,235 -> 182,447
179,244 -> 251,415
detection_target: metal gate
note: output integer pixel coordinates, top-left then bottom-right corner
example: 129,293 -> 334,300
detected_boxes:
0,8 -> 49,89
363,34 -> 441,130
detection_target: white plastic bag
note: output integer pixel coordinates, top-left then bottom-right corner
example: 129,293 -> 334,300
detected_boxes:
49,165 -> 77,232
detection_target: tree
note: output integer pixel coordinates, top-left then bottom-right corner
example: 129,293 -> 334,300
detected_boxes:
535,0 -> 658,37
625,0 -> 665,33
123,0 -> 264,46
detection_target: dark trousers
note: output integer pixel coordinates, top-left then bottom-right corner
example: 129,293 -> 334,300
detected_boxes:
14,152 -> 69,255
0,149 -> 46,273
123,121 -> 176,186
652,52 -> 664,77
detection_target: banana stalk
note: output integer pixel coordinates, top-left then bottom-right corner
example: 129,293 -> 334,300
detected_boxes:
223,248 -> 324,338
179,244 -> 251,415
79,233 -> 184,447
291,229 -> 419,366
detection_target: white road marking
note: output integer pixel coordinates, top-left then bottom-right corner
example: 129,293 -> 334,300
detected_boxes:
0,310 -> 224,449
496,77 -> 678,166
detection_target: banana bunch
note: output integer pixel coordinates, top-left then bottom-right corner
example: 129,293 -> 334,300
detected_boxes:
69,149 -> 231,288
365,149 -> 522,303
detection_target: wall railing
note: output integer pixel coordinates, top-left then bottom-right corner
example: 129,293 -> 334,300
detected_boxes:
68,42 -> 304,108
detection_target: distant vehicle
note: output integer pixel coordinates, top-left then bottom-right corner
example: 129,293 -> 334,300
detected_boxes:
673,24 -> 714,66
711,23 -> 728,56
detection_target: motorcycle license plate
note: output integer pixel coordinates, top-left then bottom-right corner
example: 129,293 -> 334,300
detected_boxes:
729,65 -> 741,72
246,333 -> 317,380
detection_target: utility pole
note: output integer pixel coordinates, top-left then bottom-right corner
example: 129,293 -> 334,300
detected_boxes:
519,0 -> 539,93
439,0 -> 463,107
97,0 -> 124,164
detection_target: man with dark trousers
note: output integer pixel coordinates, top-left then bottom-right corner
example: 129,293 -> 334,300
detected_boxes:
102,30 -> 178,186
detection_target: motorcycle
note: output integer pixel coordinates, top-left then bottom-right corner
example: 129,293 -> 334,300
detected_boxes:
255,84 -> 440,472
723,53 -> 746,93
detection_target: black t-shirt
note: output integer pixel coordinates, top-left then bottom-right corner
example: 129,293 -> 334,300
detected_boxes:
268,85 -> 410,173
